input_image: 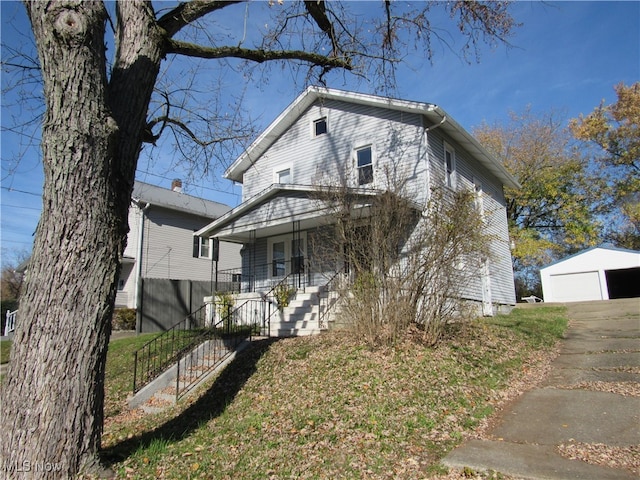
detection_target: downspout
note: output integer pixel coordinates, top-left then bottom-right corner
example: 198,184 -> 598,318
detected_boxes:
422,105 -> 447,204
133,200 -> 150,333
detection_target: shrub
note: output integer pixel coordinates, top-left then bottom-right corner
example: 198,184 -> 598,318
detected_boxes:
112,308 -> 136,330
274,284 -> 296,309
313,182 -> 490,348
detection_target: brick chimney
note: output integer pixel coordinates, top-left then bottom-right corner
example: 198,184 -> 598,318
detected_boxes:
171,179 -> 182,193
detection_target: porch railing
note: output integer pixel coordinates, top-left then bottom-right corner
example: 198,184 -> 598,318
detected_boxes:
216,259 -> 311,294
4,309 -> 17,336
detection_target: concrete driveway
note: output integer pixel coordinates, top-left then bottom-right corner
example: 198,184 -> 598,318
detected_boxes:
443,298 -> 640,479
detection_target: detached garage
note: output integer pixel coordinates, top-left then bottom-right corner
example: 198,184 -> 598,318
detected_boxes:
540,246 -> 640,303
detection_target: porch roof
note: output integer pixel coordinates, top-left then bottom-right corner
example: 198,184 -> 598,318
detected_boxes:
194,184 -> 392,243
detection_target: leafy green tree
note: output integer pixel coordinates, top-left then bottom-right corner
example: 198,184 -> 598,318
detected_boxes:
571,82 -> 640,249
475,109 -> 603,296
0,1 -> 517,477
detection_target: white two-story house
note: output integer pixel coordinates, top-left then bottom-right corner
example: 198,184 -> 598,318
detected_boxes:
196,87 -> 518,333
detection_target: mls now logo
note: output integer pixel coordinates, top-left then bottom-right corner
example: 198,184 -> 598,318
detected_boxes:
4,460 -> 63,473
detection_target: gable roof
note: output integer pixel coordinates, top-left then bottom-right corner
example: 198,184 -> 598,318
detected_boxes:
132,181 -> 231,219
540,245 -> 640,271
225,86 -> 520,189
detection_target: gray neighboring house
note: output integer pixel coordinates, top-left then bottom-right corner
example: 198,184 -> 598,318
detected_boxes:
196,87 -> 518,329
116,180 -> 242,313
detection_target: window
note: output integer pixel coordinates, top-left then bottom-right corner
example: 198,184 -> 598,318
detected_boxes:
473,178 -> 484,214
444,143 -> 456,188
314,117 -> 327,136
356,146 -> 373,185
117,279 -> 125,291
200,237 -> 211,258
193,236 -> 211,259
276,168 -> 291,184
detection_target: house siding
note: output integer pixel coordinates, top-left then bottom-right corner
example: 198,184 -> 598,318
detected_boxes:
217,192 -> 329,236
242,99 -> 428,204
424,127 -> 516,305
141,206 -> 240,280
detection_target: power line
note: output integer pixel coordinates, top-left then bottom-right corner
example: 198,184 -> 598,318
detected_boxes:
1,204 -> 41,211
1,186 -> 41,197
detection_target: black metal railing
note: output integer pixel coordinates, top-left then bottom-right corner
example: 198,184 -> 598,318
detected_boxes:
132,300 -> 259,396
132,268 -> 345,398
173,298 -> 261,400
216,259 -> 311,294
318,269 -> 348,330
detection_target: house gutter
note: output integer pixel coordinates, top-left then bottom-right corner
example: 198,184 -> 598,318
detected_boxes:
132,200 -> 150,332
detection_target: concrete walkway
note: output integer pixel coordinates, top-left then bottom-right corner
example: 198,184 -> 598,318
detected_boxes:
443,298 -> 640,480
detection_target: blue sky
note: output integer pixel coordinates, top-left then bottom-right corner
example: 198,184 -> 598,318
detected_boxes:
1,1 -> 639,266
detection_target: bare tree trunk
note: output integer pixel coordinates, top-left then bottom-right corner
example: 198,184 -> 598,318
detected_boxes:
0,2 -> 161,477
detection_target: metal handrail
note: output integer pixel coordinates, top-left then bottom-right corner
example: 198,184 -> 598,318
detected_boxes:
132,268 -> 340,396
132,300 -> 257,395
318,268 -> 348,329
174,299 -> 259,400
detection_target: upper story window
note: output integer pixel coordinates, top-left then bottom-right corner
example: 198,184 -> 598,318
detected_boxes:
356,146 -> 373,185
444,143 -> 456,189
313,117 -> 327,137
275,167 -> 291,184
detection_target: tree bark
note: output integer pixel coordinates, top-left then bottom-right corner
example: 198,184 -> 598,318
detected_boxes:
0,1 -> 162,477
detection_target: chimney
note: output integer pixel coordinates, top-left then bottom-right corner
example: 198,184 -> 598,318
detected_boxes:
171,179 -> 182,193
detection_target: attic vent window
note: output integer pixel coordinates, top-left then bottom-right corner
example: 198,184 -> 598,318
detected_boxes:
314,117 -> 327,136
276,168 -> 291,184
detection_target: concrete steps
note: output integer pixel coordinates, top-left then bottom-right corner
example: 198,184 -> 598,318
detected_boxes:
130,339 -> 250,414
269,289 -> 324,336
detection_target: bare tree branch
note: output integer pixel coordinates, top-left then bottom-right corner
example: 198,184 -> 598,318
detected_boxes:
303,1 -> 339,55
166,39 -> 352,70
157,0 -> 243,37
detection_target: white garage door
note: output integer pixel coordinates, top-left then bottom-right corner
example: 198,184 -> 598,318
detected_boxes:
550,271 -> 603,302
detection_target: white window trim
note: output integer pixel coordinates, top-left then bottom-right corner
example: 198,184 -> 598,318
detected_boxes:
267,232 -> 308,278
273,164 -> 293,184
199,237 -> 212,259
312,115 -> 328,138
354,144 -> 374,186
444,142 -> 457,189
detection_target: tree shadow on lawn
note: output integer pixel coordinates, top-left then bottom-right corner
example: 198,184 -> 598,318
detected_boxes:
101,337 -> 279,466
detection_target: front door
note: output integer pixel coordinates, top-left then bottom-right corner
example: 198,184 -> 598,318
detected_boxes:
268,234 -> 307,279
